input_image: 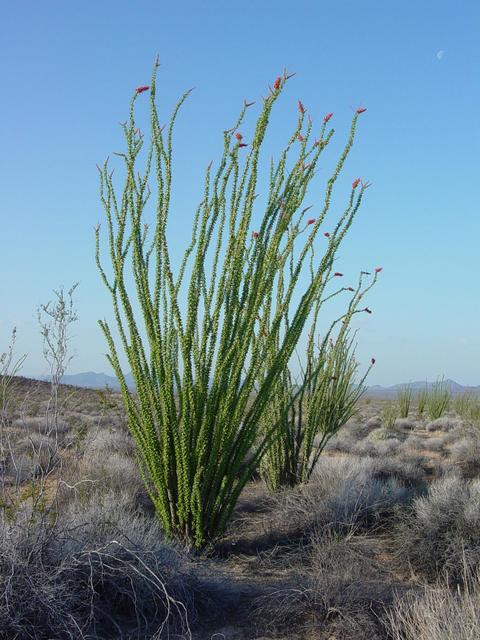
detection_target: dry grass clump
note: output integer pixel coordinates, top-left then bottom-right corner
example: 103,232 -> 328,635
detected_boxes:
83,425 -> 136,458
60,445 -> 149,512
396,474 -> 480,583
368,437 -> 404,457
7,434 -> 59,483
255,533 -> 400,639
263,457 -> 415,543
350,432 -> 407,458
394,417 -> 416,430
426,415 -> 461,432
370,455 -> 426,489
368,426 -> 406,442
450,436 -> 480,476
365,415 -> 382,428
404,434 -> 446,453
387,571 -> 480,640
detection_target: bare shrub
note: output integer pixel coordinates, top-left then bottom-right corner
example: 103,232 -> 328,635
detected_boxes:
0,491 -> 233,638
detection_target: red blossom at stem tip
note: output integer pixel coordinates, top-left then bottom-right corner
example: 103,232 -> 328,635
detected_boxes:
371,357 -> 376,365
334,272 -> 343,277
252,231 -> 259,239
235,132 -> 243,141
239,143 -> 248,148
375,266 -> 383,273
347,287 -> 355,292
135,86 -> 150,94
273,76 -> 281,91
356,107 -> 367,114
364,307 -> 372,314
323,232 -> 330,238
297,134 -> 304,142
298,100 -> 305,114
352,178 -> 361,189
324,112 -> 333,123
306,218 -> 316,225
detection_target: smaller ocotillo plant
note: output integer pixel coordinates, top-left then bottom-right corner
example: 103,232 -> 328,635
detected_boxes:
397,383 -> 413,418
426,378 -> 450,420
454,393 -> 480,426
382,401 -> 398,431
454,392 -> 472,419
259,269 -> 379,490
416,384 -> 428,418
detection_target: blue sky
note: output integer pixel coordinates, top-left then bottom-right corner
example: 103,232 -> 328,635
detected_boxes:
1,0 -> 479,386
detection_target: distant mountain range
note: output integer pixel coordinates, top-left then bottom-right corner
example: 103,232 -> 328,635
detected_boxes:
366,379 -> 480,397
38,371 -> 135,390
35,372 -> 480,396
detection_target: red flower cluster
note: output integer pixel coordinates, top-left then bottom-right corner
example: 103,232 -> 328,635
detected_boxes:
298,100 -> 305,114
356,107 -> 367,114
352,178 -> 361,189
347,287 -> 355,292
235,132 -> 243,141
252,231 -> 259,239
307,218 -> 315,225
324,232 -> 330,238
239,143 -> 248,148
334,272 -> 343,277
273,76 -> 281,91
375,266 -> 383,273
297,134 -> 304,142
324,112 -> 333,123
135,86 -> 149,94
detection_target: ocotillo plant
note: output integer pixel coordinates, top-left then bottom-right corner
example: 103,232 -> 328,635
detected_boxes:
382,401 -> 399,431
397,383 -> 413,418
259,268 -> 380,490
454,392 -> 472,418
416,384 -> 428,418
96,61 -> 370,549
427,378 -> 450,420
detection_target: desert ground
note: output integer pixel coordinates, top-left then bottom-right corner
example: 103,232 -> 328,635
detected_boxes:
1,377 -> 480,639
